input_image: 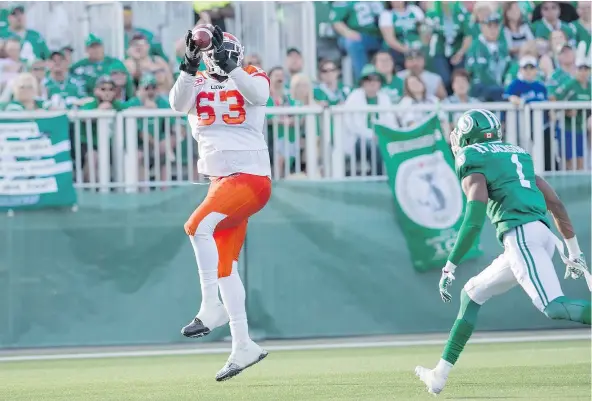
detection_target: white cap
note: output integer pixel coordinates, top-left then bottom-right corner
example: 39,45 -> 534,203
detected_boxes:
575,57 -> 591,68
519,56 -> 538,68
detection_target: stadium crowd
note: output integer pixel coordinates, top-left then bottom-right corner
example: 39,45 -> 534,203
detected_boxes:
0,1 -> 590,181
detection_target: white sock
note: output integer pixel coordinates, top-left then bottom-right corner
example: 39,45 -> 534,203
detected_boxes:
189,232 -> 221,309
219,261 -> 251,350
435,359 -> 453,377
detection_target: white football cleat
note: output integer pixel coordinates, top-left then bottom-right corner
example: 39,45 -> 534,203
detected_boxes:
181,302 -> 229,338
215,340 -> 268,381
415,366 -> 448,395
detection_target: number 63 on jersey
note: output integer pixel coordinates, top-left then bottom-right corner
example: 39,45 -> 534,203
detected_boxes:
196,90 -> 246,126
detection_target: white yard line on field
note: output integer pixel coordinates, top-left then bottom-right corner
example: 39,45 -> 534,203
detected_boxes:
0,329 -> 589,363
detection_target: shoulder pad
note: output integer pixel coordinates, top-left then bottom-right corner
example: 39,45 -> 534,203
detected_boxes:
243,65 -> 270,85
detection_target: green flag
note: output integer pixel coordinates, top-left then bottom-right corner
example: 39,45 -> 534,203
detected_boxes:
0,115 -> 77,210
375,115 -> 481,272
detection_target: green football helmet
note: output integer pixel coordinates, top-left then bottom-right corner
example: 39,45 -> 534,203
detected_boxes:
450,109 -> 502,156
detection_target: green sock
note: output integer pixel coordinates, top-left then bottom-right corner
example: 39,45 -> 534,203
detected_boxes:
441,290 -> 481,365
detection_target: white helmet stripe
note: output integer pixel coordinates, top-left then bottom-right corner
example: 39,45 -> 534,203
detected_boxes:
475,108 -> 495,128
484,109 -> 500,128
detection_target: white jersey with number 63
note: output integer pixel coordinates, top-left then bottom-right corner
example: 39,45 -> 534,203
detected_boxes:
169,66 -> 271,177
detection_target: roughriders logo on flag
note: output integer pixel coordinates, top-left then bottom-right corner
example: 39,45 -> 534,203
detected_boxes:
0,115 -> 77,210
374,115 -> 481,272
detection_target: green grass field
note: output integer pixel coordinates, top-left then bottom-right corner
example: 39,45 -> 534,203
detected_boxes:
0,340 -> 590,401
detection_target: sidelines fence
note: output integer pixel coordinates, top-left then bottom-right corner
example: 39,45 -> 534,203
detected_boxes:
0,101 -> 589,190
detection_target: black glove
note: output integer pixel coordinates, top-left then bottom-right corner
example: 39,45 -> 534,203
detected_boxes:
179,30 -> 202,75
211,25 -> 237,74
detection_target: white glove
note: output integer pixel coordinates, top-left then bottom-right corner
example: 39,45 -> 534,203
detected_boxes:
439,262 -> 456,303
564,253 -> 589,280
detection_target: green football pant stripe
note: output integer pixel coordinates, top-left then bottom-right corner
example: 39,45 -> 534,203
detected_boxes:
516,226 -> 548,307
519,226 -> 549,305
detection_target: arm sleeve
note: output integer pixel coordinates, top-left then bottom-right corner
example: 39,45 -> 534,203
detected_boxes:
228,67 -> 270,106
169,71 -> 200,114
448,200 -> 487,265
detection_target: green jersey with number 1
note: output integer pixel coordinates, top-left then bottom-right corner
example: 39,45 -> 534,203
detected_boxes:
455,141 -> 550,242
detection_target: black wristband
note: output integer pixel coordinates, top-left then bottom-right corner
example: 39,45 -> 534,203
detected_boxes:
180,56 -> 201,75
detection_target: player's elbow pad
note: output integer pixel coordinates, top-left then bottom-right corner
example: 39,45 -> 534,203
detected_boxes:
448,200 -> 486,265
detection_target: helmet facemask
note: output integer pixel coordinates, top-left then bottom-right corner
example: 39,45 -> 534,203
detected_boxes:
450,128 -> 462,157
203,34 -> 244,77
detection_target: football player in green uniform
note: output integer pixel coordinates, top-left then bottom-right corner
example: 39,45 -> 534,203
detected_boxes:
415,109 -> 591,395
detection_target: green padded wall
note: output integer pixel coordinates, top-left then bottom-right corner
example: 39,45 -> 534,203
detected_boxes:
0,175 -> 589,348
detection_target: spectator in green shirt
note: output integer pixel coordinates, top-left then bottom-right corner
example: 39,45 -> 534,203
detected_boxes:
553,59 -> 591,171
466,13 -> 511,101
123,5 -> 169,62
0,4 -> 50,63
330,1 -> 385,81
78,75 -> 127,182
372,50 -> 403,104
502,2 -> 534,59
3,72 -> 45,111
574,2 -> 591,56
61,45 -> 74,68
125,73 -> 181,185
442,69 -> 479,135
313,59 -> 350,155
314,59 -> 351,106
532,1 -> 577,50
124,33 -> 172,88
43,50 -> 87,110
107,63 -> 133,102
378,1 -> 425,70
71,34 -> 130,96
267,66 -> 298,177
343,65 -> 395,176
29,58 -> 47,100
423,1 -> 472,93
546,44 -> 577,99
0,7 -> 8,32
467,2 -> 497,39
540,29 -> 571,78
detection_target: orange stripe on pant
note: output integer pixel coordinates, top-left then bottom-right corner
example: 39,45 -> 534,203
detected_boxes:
184,173 -> 271,277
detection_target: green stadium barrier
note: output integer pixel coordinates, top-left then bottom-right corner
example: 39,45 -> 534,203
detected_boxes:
0,175 -> 589,348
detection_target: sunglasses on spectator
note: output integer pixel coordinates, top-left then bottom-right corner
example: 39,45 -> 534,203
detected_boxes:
321,67 -> 337,73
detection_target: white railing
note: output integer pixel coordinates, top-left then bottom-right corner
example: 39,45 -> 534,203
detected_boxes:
528,101 -> 591,174
0,101 -> 589,190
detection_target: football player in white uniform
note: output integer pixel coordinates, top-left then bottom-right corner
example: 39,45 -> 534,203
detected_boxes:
169,25 -> 271,381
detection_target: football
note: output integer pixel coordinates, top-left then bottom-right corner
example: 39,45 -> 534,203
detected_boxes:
192,24 -> 214,51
